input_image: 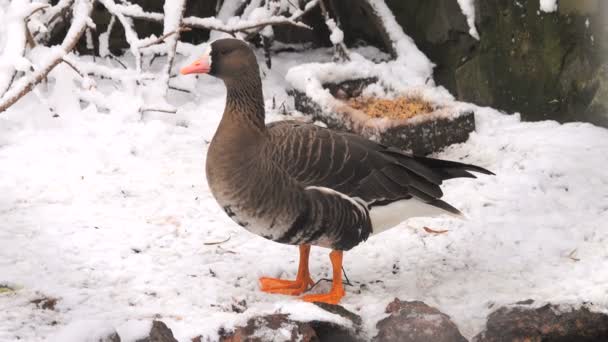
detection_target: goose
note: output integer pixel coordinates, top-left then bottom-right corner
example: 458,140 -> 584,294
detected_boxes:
181,38 -> 493,304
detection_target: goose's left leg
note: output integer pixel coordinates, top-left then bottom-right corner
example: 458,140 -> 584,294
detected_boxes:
259,244 -> 314,295
301,249 -> 345,304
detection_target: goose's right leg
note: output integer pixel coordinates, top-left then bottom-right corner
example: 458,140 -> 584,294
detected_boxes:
259,244 -> 314,296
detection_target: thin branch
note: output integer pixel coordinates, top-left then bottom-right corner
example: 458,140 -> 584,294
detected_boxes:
61,58 -> 85,78
107,54 -> 128,69
318,0 -> 350,62
168,85 -> 190,93
161,0 -> 187,96
118,3 -> 317,35
0,0 -> 93,113
25,4 -> 51,20
139,107 -> 177,114
203,236 -> 231,245
138,26 -> 191,49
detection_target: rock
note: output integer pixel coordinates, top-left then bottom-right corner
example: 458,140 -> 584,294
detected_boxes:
136,321 -> 178,342
372,299 -> 466,342
310,303 -> 365,342
219,314 -> 317,342
585,64 -> 608,127
385,0 -> 477,93
474,304 -> 608,342
100,331 -> 122,342
375,0 -> 608,127
461,1 -> 605,125
30,296 -> 58,310
220,305 -> 364,342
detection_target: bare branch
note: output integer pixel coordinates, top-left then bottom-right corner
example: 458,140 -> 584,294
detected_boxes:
61,58 -> 86,78
62,55 -> 156,82
318,0 -> 350,62
139,27 -> 192,49
139,107 -> 177,114
117,1 -> 317,36
0,0 -> 93,113
34,0 -> 76,44
160,0 -> 187,96
98,0 -> 143,70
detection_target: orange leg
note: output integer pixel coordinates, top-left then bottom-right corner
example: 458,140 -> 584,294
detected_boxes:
301,250 -> 345,305
259,244 -> 314,296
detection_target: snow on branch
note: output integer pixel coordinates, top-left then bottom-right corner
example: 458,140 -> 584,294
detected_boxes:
116,1 -> 315,36
0,1 -> 50,97
0,0 -> 93,113
318,0 -> 350,62
161,0 -> 187,96
97,0 -> 143,70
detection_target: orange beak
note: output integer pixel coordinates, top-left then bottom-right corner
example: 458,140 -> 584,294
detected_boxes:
180,54 -> 211,75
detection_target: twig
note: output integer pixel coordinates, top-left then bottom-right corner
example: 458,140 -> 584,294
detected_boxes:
567,249 -> 580,262
318,0 -> 350,62
107,54 -> 128,69
139,26 -> 192,49
26,4 -> 51,20
139,107 -> 177,114
61,58 -> 85,78
161,0 -> 187,97
33,0 -> 75,43
0,0 -> 93,113
203,235 -> 231,245
423,226 -> 449,234
98,0 -> 143,70
168,85 -> 191,93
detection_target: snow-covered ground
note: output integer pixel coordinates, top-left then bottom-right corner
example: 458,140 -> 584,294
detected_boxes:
1,46 -> 608,341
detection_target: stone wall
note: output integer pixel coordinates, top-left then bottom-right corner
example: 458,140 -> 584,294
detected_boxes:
384,0 -> 608,126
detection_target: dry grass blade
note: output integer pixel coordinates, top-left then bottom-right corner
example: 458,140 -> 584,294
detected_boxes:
423,226 -> 449,234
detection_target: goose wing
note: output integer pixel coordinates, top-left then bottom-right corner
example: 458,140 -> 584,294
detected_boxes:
266,121 -> 493,214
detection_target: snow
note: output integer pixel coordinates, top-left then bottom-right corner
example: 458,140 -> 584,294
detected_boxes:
457,0 -> 480,40
327,19 -> 345,46
1,45 -> 608,341
540,0 -> 558,13
2,0 -> 608,340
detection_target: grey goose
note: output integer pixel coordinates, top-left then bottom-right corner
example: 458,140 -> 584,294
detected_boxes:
181,38 -> 493,304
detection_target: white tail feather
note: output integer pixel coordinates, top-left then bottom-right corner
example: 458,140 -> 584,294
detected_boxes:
369,198 -> 464,234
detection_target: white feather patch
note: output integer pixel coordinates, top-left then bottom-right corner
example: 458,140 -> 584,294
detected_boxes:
369,198 -> 462,234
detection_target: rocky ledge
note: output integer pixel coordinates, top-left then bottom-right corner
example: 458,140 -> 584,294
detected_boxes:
94,299 -> 608,342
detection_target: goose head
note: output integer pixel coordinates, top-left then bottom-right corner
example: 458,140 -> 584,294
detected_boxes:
180,38 -> 259,81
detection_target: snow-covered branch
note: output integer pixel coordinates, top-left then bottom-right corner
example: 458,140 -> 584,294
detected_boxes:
117,2 -> 314,36
0,1 -> 50,97
97,0 -> 143,70
0,0 -> 93,113
161,0 -> 187,96
318,0 -> 349,62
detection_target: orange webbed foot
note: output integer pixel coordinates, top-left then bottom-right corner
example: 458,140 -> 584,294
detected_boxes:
300,250 -> 346,305
259,276 -> 314,296
300,287 -> 345,305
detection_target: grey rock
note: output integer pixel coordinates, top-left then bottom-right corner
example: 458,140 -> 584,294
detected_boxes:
136,321 -> 178,342
219,314 -> 318,342
372,298 -> 466,342
474,303 -> 608,342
